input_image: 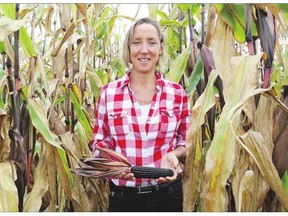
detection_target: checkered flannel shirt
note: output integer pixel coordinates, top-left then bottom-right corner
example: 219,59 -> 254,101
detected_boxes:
90,70 -> 191,187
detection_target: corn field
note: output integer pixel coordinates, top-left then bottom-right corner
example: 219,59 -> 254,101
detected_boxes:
0,3 -> 288,212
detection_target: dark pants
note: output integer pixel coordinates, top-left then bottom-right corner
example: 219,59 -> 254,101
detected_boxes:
108,177 -> 183,212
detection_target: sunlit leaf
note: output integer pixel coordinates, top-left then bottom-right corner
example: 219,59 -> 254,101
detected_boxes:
0,16 -> 25,41
70,90 -> 92,140
183,70 -> 218,211
28,98 -> 62,148
23,157 -> 49,211
166,46 -> 191,83
56,147 -> 75,190
239,130 -> 288,210
283,171 -> 288,196
0,162 -> 18,212
0,41 -> 5,53
0,4 -> 37,57
199,54 -> 263,211
215,4 -> 257,43
87,65 -> 102,99
95,20 -> 108,40
186,56 -> 203,96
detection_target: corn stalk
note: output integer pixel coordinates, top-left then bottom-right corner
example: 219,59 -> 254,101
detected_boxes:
0,3 -> 287,213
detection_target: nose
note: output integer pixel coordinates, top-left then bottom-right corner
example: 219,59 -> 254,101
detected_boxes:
139,43 -> 149,53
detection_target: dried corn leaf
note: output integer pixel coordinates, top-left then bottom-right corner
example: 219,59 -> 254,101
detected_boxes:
42,141 -> 57,211
23,157 -> 49,211
0,109 -> 9,161
0,16 -> 26,41
55,148 -> 83,211
239,131 -> 288,210
0,162 -> 18,211
210,19 -> 238,103
183,69 -> 218,211
238,170 -> 255,211
70,147 -> 132,179
96,146 -> 131,166
200,54 -> 263,211
72,167 -> 130,179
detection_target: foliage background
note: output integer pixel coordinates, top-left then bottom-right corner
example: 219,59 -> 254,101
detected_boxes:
0,3 -> 288,212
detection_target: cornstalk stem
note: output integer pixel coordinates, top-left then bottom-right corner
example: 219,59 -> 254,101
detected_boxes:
64,48 -> 70,131
188,9 -> 195,67
263,67 -> 270,88
245,4 -> 255,55
14,3 -> 20,131
201,4 -> 205,44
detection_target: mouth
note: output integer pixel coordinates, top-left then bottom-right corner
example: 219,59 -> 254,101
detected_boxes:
138,58 -> 150,63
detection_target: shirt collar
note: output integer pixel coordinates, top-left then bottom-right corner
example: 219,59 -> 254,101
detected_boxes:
120,70 -> 165,89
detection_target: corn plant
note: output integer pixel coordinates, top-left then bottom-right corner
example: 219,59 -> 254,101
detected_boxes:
0,3 -> 287,212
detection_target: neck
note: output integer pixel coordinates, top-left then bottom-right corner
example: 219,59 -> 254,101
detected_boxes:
130,70 -> 156,87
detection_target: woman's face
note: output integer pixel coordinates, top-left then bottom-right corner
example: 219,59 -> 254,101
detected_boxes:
129,23 -> 163,74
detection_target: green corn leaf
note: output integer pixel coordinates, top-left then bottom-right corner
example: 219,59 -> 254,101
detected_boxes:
148,4 -> 158,20
215,4 -> 257,44
156,9 -> 169,20
159,19 -> 181,27
70,90 -> 92,140
165,46 -> 191,83
28,98 -> 62,148
95,21 -> 108,40
57,147 -> 74,189
87,67 -> 102,100
0,41 -> 5,53
187,56 -> 203,96
54,95 -> 65,107
283,171 -> 288,197
0,4 -> 36,57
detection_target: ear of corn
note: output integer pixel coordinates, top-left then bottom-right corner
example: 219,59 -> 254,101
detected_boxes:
131,166 -> 174,179
71,147 -> 174,179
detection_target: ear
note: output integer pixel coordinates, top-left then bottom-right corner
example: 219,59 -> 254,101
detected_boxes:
159,42 -> 164,55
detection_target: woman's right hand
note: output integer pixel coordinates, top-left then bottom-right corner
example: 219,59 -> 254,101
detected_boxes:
116,172 -> 136,181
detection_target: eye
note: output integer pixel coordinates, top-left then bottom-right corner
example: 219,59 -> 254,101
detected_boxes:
148,40 -> 157,45
132,40 -> 140,45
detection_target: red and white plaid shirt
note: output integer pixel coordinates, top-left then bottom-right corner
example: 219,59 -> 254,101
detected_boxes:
90,70 -> 190,187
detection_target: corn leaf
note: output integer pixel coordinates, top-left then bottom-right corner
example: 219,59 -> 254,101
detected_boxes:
28,98 -> 62,149
23,157 -> 49,211
239,131 -> 288,210
0,41 -> 5,53
186,56 -> 203,96
0,16 -> 25,41
215,4 -> 257,44
0,162 -> 18,212
283,171 -> 288,197
200,54 -> 263,211
0,4 -> 36,57
55,146 -> 82,211
165,46 -> 191,83
86,64 -> 103,99
0,109 -> 9,160
183,69 -> 218,211
43,142 -> 57,211
70,90 -> 92,140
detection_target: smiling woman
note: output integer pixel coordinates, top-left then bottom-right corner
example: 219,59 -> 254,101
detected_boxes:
89,17 -> 191,212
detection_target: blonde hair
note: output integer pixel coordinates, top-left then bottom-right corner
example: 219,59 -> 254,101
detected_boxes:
122,17 -> 164,69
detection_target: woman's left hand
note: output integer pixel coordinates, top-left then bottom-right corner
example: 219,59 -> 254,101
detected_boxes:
156,151 -> 178,183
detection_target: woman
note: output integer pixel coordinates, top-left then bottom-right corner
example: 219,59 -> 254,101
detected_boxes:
90,17 -> 190,212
